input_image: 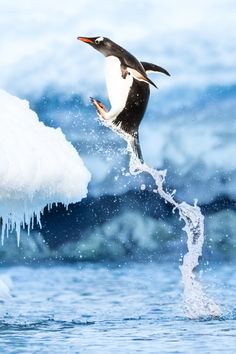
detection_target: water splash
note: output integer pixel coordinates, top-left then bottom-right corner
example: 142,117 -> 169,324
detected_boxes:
99,118 -> 221,319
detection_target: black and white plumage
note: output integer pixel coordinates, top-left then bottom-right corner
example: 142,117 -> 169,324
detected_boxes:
78,36 -> 170,162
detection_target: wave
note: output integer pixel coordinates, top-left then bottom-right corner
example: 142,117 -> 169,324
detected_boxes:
1,204 -> 235,263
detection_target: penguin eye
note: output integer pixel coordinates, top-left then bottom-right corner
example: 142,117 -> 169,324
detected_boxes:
95,37 -> 104,44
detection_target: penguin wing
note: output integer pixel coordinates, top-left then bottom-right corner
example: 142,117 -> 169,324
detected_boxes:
119,53 -> 158,88
141,62 -> 170,76
126,67 -> 157,88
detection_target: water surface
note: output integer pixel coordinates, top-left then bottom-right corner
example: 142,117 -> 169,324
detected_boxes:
0,263 -> 235,353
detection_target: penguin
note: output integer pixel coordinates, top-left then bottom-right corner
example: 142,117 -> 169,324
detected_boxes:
78,36 -> 170,162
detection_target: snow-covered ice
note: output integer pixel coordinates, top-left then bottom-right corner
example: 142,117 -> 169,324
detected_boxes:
0,90 -> 91,244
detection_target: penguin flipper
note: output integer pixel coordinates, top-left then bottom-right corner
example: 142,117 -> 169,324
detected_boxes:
141,62 -> 170,76
127,67 -> 157,88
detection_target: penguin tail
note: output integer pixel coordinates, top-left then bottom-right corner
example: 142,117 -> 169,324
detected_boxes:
130,133 -> 144,163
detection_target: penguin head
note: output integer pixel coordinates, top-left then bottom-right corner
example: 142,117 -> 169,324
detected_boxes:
78,36 -> 115,57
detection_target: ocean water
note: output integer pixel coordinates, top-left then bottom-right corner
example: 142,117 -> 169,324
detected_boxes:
0,262 -> 235,354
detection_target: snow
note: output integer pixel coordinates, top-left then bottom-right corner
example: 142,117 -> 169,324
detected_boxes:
0,90 -> 91,244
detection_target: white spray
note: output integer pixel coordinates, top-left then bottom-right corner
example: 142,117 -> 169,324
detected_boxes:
99,117 -> 221,319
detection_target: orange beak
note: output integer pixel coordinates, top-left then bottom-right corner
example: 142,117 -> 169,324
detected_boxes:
77,37 -> 94,43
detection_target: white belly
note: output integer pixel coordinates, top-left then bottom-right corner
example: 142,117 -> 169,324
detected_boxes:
105,56 -> 133,119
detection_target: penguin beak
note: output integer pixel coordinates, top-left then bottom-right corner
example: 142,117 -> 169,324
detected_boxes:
77,37 -> 94,44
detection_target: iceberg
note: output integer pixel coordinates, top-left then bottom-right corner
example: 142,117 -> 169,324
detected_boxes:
0,90 -> 91,245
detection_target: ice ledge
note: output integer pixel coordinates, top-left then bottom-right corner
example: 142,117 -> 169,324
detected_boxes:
0,90 -> 91,245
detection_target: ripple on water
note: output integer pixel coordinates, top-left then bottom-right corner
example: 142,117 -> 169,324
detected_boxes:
0,318 -> 95,332
0,264 -> 235,354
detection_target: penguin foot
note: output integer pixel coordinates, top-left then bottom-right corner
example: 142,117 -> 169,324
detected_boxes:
90,97 -> 107,119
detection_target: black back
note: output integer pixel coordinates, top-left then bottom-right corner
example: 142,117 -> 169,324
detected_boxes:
113,79 -> 150,136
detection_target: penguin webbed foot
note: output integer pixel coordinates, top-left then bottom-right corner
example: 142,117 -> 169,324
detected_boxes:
90,97 -> 107,119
